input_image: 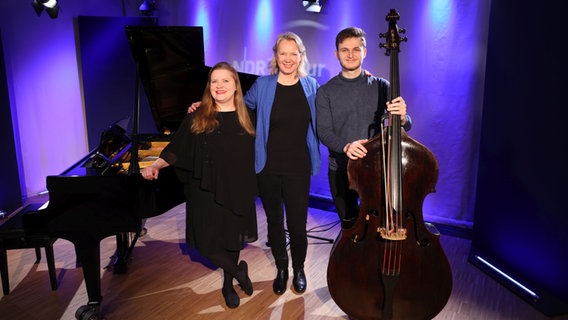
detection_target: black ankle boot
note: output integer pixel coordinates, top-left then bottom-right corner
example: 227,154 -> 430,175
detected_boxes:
272,268 -> 289,295
222,286 -> 240,308
235,261 -> 253,296
292,269 -> 307,293
222,271 -> 239,308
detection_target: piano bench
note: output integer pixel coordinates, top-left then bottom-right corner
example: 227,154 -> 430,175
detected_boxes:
0,203 -> 58,295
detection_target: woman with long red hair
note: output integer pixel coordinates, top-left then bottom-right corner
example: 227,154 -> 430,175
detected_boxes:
141,62 -> 257,309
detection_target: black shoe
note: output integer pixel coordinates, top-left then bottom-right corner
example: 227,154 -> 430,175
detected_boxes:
292,269 -> 307,294
222,286 -> 240,308
272,268 -> 289,295
236,261 -> 253,296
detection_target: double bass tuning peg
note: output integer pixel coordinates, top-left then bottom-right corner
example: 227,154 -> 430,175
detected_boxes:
378,29 -> 408,48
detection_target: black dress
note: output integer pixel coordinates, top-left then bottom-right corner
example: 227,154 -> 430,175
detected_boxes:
160,111 -> 258,252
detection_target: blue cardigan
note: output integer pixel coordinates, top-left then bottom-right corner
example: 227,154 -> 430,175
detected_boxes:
244,74 -> 321,176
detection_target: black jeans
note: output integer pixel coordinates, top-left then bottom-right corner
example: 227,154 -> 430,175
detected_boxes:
328,168 -> 359,221
257,171 -> 310,271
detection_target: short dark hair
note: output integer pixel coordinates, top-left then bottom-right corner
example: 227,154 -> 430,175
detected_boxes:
335,27 -> 367,50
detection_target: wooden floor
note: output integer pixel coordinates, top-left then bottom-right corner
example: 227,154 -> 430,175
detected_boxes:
1,198 -> 567,320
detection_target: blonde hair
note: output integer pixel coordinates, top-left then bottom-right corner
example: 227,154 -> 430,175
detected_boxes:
268,32 -> 309,77
191,62 -> 255,136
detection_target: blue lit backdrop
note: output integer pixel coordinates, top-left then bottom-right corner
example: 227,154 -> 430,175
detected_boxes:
181,0 -> 490,229
2,0 -> 567,314
0,0 -> 491,231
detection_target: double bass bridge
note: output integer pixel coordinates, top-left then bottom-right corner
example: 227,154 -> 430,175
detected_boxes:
378,227 -> 407,241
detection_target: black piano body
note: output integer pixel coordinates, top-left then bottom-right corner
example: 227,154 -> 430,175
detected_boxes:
22,25 -> 258,320
22,130 -> 184,319
23,157 -> 178,313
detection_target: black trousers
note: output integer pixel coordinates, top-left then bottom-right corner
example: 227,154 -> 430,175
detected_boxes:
257,171 -> 310,271
328,168 -> 359,222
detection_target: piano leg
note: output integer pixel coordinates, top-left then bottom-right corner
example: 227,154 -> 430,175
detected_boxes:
113,232 -> 129,274
75,302 -> 102,320
113,228 -> 144,274
73,241 -> 103,320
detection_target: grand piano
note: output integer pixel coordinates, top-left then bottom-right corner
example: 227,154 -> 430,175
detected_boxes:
22,26 -> 258,320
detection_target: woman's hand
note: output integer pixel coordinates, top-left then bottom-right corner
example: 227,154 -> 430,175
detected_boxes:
187,101 -> 202,113
141,166 -> 159,180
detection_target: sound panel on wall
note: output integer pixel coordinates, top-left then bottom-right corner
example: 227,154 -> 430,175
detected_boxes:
0,30 -> 23,214
469,1 -> 568,316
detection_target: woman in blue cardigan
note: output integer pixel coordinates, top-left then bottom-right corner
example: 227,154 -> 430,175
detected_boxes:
244,32 -> 320,295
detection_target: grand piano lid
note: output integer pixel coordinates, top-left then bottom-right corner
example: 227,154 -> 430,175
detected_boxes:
125,26 -> 207,134
125,26 -> 259,134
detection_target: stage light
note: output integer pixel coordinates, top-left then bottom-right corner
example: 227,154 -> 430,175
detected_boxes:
302,0 -> 323,13
32,0 -> 59,19
139,0 -> 156,16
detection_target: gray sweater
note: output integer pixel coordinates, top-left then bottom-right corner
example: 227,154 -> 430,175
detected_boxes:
316,72 -> 411,170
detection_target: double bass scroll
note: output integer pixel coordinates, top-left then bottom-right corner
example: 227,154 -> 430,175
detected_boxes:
326,9 -> 452,320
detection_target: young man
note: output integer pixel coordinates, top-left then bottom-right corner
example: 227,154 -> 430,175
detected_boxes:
316,26 -> 412,227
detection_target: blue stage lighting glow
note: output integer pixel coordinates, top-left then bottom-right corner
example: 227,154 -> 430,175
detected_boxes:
253,0 -> 273,44
195,1 -> 209,35
191,0 -> 210,62
430,0 -> 451,24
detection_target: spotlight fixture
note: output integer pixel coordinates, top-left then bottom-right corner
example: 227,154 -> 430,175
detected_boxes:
139,0 -> 156,16
302,0 -> 323,13
32,0 -> 59,19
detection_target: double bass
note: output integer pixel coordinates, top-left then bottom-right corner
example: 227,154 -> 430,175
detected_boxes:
326,9 -> 452,320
